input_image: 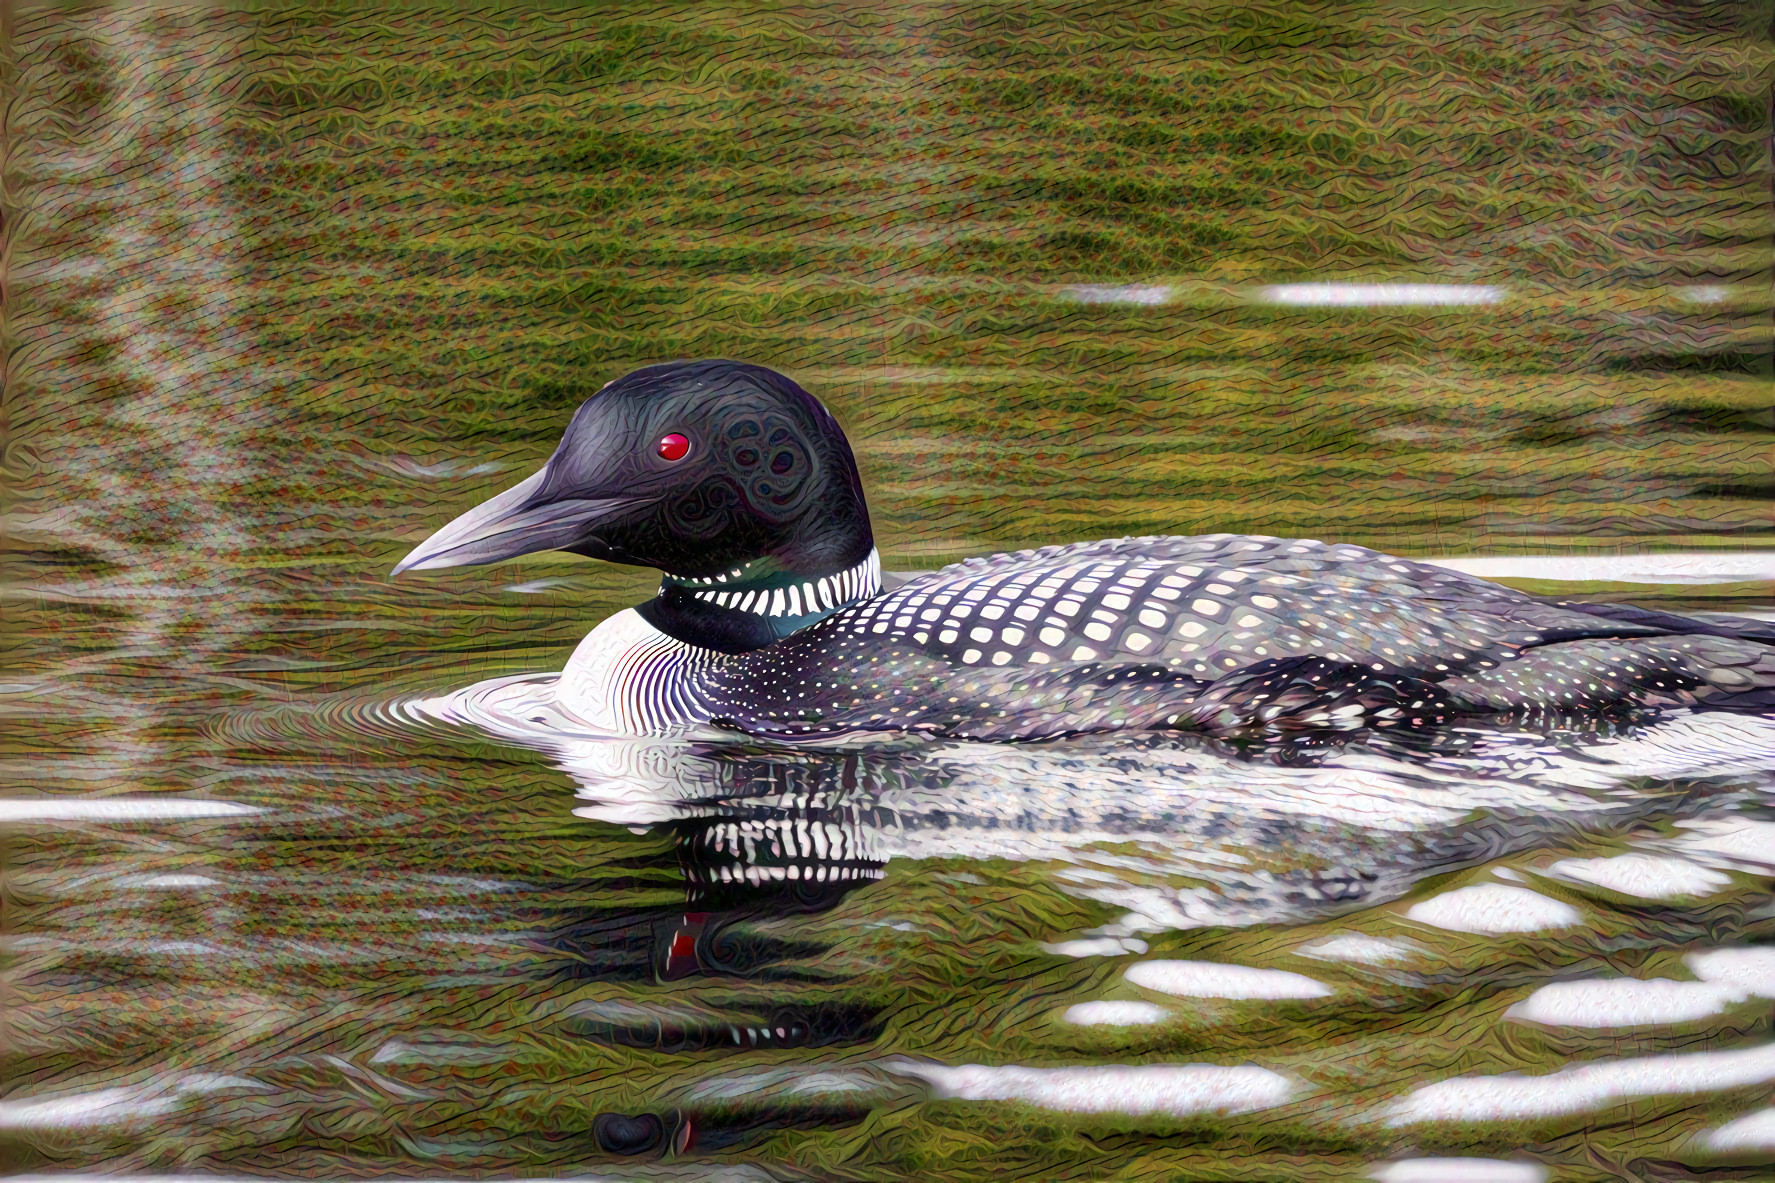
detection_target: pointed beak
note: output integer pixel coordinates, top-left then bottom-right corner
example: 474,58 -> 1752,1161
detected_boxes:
391,468 -> 644,575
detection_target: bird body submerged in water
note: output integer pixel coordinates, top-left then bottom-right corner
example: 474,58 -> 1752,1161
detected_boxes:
394,360 -> 1775,740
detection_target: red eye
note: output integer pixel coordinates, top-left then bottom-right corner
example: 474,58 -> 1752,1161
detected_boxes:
656,433 -> 690,461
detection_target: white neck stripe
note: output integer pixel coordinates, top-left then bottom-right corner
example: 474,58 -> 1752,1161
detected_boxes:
691,549 -> 881,617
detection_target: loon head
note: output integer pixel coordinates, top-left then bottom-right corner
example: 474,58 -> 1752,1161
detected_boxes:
393,360 -> 878,649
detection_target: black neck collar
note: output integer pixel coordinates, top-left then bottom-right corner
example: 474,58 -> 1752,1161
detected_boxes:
637,549 -> 882,654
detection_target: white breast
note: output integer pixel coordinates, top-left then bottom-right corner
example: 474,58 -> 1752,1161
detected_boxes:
558,609 -> 715,734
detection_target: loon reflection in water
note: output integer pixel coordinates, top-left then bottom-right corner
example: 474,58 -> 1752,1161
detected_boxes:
394,359 -> 1775,742
418,674 -> 1775,938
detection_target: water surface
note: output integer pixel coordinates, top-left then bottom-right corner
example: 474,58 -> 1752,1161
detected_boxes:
9,5 -> 1774,1180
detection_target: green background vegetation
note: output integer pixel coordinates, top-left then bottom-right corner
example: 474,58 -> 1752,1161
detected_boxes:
8,2 -> 1773,1180
220,1 -> 1772,567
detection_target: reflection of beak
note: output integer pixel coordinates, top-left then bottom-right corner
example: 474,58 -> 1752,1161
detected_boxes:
390,468 -> 643,575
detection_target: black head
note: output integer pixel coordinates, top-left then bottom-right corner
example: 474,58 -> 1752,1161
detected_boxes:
393,360 -> 873,581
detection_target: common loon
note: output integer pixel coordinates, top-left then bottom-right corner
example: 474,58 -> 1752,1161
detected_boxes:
394,359 -> 1775,740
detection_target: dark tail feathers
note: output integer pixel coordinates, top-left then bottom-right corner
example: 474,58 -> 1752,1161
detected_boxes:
1546,599 -> 1775,645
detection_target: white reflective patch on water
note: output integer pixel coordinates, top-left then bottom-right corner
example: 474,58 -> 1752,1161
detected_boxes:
1507,979 -> 1732,1028
0,799 -> 260,822
1125,960 -> 1332,999
892,1060 -> 1296,1115
1681,285 -> 1731,304
1369,1158 -> 1547,1183
684,1066 -> 893,1102
1063,1001 -> 1169,1026
127,874 -> 221,889
428,674 -> 1775,935
1259,283 -> 1504,306
1545,853 -> 1730,899
177,1074 -> 269,1095
1387,1043 -> 1775,1124
1296,932 -> 1420,964
1686,947 -> 1775,996
0,1074 -> 264,1132
1063,284 -> 1171,305
0,1087 -> 180,1131
1427,551 -> 1775,584
1405,884 -> 1582,934
502,577 -> 588,594
1666,817 -> 1775,871
1042,937 -> 1148,957
370,1037 -> 513,1065
1522,717 -> 1775,790
1702,1107 -> 1775,1151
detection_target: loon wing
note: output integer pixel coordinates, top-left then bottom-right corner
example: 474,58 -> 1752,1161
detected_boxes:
871,534 -> 1679,676
1532,598 -> 1775,645
704,535 -> 1773,739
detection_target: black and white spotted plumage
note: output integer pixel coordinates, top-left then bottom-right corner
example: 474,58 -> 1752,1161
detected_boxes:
396,359 -> 1775,741
693,534 -> 1775,739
